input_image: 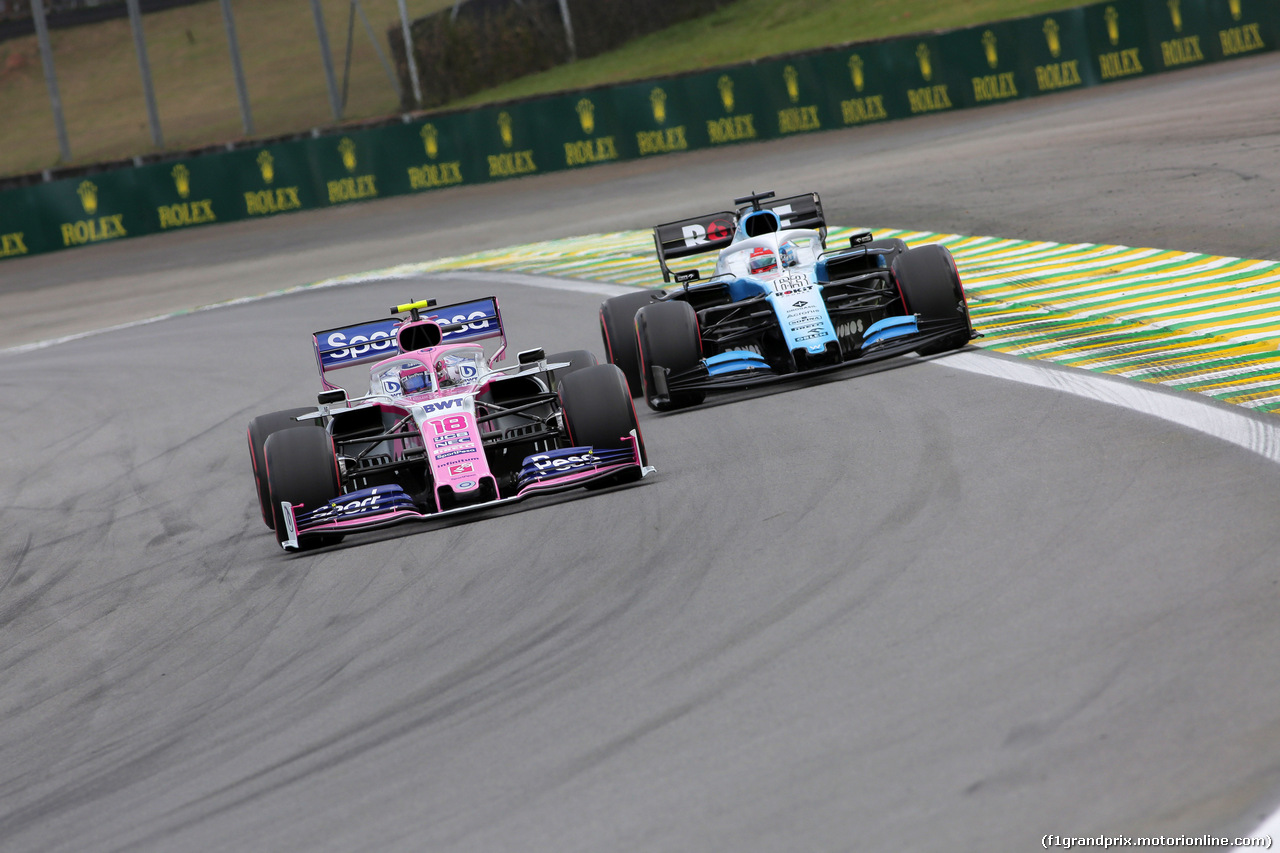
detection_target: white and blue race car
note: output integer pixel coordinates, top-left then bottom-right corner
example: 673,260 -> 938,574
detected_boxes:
599,190 -> 977,410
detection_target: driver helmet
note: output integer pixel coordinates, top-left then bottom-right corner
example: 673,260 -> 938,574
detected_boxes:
748,247 -> 778,275
436,352 -> 480,388
779,240 -> 799,268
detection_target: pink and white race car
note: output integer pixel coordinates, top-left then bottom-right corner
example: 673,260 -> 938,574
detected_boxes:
247,297 -> 652,551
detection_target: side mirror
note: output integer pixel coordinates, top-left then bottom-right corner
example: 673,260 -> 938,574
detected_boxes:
318,389 -> 347,405
518,348 -> 546,365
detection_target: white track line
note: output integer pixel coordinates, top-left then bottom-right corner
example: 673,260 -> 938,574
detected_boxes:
939,349 -> 1280,465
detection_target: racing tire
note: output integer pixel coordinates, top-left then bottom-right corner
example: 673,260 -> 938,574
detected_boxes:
558,363 -> 647,482
264,426 -> 343,549
248,407 -> 315,530
635,300 -> 705,411
892,244 -> 973,356
599,289 -> 662,397
546,349 -> 598,380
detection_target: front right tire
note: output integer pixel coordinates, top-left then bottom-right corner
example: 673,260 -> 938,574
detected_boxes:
263,425 -> 342,548
635,300 -> 706,411
248,407 -> 315,529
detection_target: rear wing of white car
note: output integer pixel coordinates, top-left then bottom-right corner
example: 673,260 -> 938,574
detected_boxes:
652,191 -> 827,282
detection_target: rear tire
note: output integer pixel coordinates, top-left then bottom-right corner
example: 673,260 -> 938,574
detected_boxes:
892,244 -> 973,356
248,407 -> 315,529
635,300 -> 705,411
600,290 -> 661,397
558,363 -> 647,483
264,426 -> 343,548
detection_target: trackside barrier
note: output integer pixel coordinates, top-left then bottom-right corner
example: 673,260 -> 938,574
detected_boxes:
0,0 -> 1275,262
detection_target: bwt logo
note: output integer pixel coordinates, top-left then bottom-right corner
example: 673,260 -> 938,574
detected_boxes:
326,330 -> 394,360
423,398 -> 465,414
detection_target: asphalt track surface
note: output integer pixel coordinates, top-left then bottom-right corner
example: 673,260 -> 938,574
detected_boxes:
2,53 -> 1280,852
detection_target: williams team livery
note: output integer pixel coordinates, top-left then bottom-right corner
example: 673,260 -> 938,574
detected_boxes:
247,297 -> 652,551
598,190 -> 978,410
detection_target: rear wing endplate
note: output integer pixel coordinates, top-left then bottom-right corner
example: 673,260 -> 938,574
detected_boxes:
653,210 -> 737,283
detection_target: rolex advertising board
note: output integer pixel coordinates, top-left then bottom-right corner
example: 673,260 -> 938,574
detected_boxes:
754,56 -> 831,138
551,92 -> 629,169
878,35 -> 964,118
680,66 -> 775,149
306,130 -> 391,208
611,80 -> 695,159
475,101 -> 545,182
1016,8 -> 1099,95
942,20 -> 1032,109
42,170 -> 149,251
1084,0 -> 1156,82
131,157 -> 240,235
1143,0 -> 1214,69
224,140 -> 319,219
810,42 -> 903,129
0,186 -> 44,259
1207,0 -> 1275,59
396,117 -> 474,195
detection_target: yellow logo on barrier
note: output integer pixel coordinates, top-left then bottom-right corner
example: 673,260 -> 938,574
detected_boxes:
498,111 -> 513,148
777,65 -> 819,134
848,54 -> 865,92
982,31 -> 999,69
258,150 -> 275,184
77,180 -> 98,215
1044,19 -> 1062,57
421,124 -> 439,159
1168,0 -> 1183,32
409,161 -> 463,190
908,44 -> 951,113
1105,7 -> 1121,46
916,44 -> 933,81
158,162 -> 215,229
576,98 -> 595,135
1230,0 -> 1242,19
718,75 -> 735,113
62,180 -> 126,246
172,164 -> 191,199
639,88 -> 686,154
0,231 -> 27,258
650,88 -> 667,125
339,138 -> 357,173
